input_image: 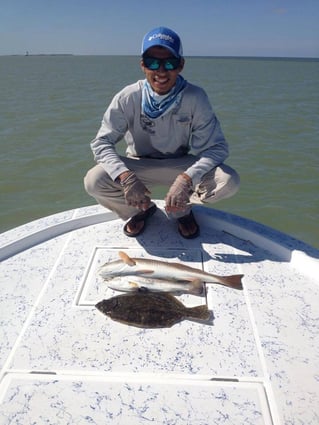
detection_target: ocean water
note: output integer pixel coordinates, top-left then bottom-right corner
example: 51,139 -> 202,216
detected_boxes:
0,55 -> 318,249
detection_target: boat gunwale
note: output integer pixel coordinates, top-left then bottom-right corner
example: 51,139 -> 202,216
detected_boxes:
1,203 -> 318,278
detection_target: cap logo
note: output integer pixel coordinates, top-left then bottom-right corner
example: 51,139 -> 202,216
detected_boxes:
148,33 -> 175,44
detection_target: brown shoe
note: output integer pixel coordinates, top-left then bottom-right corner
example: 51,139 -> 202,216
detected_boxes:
123,204 -> 157,237
177,210 -> 200,239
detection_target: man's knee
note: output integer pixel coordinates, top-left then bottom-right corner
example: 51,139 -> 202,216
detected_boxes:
84,166 -> 107,196
226,168 -> 240,197
195,165 -> 240,203
84,169 -> 95,195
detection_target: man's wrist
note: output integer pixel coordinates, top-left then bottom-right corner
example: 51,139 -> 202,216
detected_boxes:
180,173 -> 192,185
116,170 -> 132,184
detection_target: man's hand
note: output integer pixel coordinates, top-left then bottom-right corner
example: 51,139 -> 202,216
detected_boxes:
165,173 -> 193,213
119,171 -> 151,210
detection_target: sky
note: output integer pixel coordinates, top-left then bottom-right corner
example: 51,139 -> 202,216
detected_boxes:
0,0 -> 318,57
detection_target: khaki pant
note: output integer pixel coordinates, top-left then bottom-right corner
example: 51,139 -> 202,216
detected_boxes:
84,155 -> 240,220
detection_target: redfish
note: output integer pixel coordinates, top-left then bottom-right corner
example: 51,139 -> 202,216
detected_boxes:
98,251 -> 243,290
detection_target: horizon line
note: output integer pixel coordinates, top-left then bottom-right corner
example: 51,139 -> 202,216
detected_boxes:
1,53 -> 319,60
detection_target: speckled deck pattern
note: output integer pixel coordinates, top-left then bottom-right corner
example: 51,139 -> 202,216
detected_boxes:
0,203 -> 318,424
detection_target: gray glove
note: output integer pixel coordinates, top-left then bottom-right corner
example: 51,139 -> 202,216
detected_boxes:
120,171 -> 151,209
165,173 -> 193,212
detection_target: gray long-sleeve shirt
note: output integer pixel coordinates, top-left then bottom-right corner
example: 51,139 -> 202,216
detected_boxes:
90,79 -> 229,186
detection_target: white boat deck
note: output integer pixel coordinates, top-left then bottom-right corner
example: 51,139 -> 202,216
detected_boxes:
0,202 -> 318,424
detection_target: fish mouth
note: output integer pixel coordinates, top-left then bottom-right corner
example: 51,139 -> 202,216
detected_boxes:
95,301 -> 103,310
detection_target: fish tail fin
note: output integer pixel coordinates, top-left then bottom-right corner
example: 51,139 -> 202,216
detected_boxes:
219,274 -> 244,290
189,279 -> 204,295
118,251 -> 136,266
187,304 -> 211,320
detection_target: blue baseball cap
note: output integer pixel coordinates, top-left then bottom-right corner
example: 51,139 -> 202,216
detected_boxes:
141,27 -> 183,58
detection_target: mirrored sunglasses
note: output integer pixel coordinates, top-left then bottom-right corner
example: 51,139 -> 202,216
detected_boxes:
143,56 -> 181,71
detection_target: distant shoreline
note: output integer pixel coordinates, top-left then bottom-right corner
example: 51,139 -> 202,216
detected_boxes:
1,54 -> 318,61
12,53 -> 75,57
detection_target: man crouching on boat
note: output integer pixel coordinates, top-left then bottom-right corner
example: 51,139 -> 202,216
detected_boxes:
84,26 -> 239,238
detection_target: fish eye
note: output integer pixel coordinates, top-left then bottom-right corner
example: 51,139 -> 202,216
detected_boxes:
138,286 -> 149,293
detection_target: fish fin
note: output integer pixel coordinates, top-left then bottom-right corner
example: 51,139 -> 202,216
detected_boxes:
118,251 -> 136,266
136,269 -> 154,275
128,280 -> 139,289
218,274 -> 244,290
187,305 -> 211,320
189,279 -> 204,295
180,276 -> 200,282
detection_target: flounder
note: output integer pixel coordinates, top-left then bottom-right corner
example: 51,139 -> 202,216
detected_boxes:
95,292 -> 211,328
